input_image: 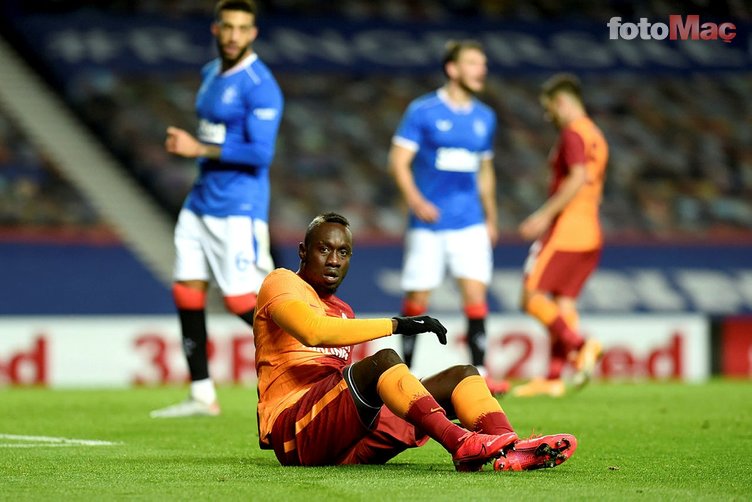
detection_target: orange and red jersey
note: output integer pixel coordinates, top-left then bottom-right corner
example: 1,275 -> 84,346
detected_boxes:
253,268 -> 391,448
545,116 -> 608,251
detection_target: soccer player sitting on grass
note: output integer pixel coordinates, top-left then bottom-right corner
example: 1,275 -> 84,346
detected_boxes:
253,212 -> 577,470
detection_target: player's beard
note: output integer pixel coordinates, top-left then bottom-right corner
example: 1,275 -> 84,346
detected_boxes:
217,40 -> 251,69
458,76 -> 484,96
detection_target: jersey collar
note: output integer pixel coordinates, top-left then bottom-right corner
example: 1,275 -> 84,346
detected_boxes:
221,52 -> 259,77
437,87 -> 474,114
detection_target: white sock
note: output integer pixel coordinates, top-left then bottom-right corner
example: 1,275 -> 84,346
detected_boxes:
190,378 -> 217,404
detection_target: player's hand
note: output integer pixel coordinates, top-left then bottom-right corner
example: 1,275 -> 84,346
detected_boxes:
408,196 -> 440,223
486,220 -> 499,246
165,126 -> 205,158
392,315 -> 447,345
519,211 -> 551,241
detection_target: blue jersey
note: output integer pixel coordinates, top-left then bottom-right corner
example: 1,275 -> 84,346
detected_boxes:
393,89 -> 496,231
185,53 -> 283,220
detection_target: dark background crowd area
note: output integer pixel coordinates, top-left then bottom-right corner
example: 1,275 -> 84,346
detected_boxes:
5,0 -> 751,21
0,109 -> 103,236
1,0 -> 750,243
69,70 -> 751,242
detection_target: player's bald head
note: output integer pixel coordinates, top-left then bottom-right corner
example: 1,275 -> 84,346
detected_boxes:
304,212 -> 351,248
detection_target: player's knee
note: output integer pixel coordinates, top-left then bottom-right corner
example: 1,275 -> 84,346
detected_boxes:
172,283 -> 206,310
371,348 -> 403,370
223,293 -> 257,315
447,364 -> 480,383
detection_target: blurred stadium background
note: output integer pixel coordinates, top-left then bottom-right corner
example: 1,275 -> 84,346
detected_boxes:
0,1 -> 750,387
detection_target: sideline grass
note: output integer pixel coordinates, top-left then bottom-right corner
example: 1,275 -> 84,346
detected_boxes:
1,380 -> 750,500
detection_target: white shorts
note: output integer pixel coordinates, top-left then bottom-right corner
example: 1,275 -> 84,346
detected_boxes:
400,224 -> 492,291
173,209 -> 274,296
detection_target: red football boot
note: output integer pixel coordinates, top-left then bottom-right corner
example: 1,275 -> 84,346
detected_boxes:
453,431 -> 518,472
493,433 -> 577,471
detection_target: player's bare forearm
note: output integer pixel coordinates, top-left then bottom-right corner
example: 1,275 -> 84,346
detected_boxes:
480,193 -> 497,226
519,164 -> 586,240
482,196 -> 499,243
478,159 -> 498,241
486,220 -> 499,245
388,146 -> 419,203
200,144 -> 222,160
394,165 -> 438,222
389,145 -> 439,222
539,164 -> 586,219
519,211 -> 551,240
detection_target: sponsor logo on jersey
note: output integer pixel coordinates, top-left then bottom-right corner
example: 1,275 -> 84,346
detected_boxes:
222,86 -> 238,104
473,119 -> 487,137
197,119 -> 226,144
435,147 -> 481,172
254,108 -> 279,120
436,119 -> 452,131
312,346 -> 351,360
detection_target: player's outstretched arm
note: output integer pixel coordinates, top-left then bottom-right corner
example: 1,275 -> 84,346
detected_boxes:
271,299 -> 394,347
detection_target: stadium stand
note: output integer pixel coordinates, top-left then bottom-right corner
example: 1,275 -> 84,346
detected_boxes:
30,70 -> 752,242
2,0 -> 749,22
0,107 -> 103,233
1,1 -> 749,243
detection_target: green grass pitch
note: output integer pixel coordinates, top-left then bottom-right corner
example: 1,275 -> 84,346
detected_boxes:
2,380 -> 750,500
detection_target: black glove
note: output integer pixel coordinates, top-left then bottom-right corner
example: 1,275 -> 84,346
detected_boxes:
392,315 -> 448,345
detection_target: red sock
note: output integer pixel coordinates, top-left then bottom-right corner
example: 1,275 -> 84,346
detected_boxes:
549,316 -> 584,352
401,299 -> 427,316
547,337 -> 569,379
475,412 -> 514,435
405,395 -> 467,453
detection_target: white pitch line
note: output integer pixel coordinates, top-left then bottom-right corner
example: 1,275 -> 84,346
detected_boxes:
0,444 -> 74,448
0,434 -> 120,447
